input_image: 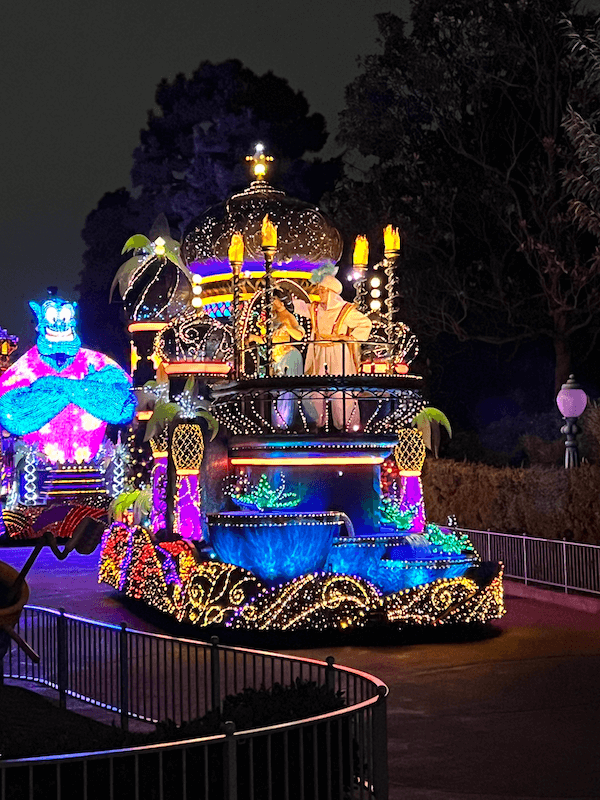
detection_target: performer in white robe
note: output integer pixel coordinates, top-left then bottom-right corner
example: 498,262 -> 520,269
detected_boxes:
294,274 -> 372,430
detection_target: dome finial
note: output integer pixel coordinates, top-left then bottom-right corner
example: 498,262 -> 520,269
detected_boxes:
245,142 -> 273,182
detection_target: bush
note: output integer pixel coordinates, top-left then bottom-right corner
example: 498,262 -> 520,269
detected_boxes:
423,459 -> 600,544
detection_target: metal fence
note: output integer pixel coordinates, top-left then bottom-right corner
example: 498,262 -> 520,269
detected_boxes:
456,527 -> 600,596
1,606 -> 388,800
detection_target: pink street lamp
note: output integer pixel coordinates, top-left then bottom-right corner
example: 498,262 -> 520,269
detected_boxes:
556,375 -> 588,468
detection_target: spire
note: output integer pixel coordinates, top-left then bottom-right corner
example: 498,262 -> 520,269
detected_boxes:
245,142 -> 273,182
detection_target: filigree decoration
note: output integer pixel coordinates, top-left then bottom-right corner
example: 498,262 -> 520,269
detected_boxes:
154,309 -> 233,364
384,570 -> 505,625
229,572 -> 382,632
176,561 -> 264,626
365,318 -> 419,368
182,183 -> 343,266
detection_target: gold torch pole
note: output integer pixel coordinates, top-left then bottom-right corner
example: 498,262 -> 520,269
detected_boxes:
261,215 -> 277,378
384,225 -> 401,345
352,235 -> 369,313
229,233 -> 244,379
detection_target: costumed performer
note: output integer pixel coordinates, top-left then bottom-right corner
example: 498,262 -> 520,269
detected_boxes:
247,288 -> 305,428
294,268 -> 372,430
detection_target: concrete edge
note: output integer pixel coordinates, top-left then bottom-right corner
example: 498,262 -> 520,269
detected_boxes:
504,578 -> 600,613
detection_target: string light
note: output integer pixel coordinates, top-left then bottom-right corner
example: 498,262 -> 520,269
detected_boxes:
91,150 -> 507,634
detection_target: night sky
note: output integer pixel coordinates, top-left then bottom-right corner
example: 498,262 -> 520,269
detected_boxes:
1,0 -> 410,349
2,0 -> 600,353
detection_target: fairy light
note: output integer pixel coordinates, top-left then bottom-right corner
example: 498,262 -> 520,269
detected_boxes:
23,447 -> 38,506
94,149 -> 507,635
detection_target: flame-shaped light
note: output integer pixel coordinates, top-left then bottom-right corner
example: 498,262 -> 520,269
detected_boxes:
261,215 -> 277,248
229,232 -> 244,263
383,225 -> 401,252
154,236 -> 166,257
353,235 -> 369,266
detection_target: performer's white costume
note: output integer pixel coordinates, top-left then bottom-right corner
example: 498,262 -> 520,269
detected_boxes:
295,276 -> 372,430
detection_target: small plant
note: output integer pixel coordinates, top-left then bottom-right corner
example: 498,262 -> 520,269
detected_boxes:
423,522 -> 474,555
143,377 -> 218,443
230,473 -> 300,511
378,497 -> 418,530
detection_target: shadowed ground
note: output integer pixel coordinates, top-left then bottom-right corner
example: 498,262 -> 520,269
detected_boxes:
1,545 -> 599,799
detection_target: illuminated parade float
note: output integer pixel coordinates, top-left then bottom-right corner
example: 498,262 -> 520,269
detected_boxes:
0,147 -> 504,633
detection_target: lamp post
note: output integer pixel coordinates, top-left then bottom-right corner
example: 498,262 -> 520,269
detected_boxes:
261,215 -> 277,377
556,374 -> 588,468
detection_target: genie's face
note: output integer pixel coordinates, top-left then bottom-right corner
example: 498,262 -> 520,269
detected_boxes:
29,298 -> 81,363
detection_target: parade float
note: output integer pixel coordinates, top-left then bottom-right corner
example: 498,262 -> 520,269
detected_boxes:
0,299 -> 136,664
0,146 -> 504,633
0,296 -> 136,546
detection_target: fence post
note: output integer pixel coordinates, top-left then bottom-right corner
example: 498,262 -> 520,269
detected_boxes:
522,533 -> 528,585
487,530 -> 491,562
211,635 -> 221,712
223,720 -> 237,800
372,686 -> 389,800
562,538 -> 568,593
119,622 -> 129,730
325,656 -> 335,692
57,608 -> 67,709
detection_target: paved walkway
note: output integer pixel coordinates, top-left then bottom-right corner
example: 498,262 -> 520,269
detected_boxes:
1,545 -> 599,799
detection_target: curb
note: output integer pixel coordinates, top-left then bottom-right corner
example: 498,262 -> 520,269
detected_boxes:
504,578 -> 600,614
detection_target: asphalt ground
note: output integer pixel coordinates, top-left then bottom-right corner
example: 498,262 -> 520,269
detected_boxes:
1,545 -> 599,800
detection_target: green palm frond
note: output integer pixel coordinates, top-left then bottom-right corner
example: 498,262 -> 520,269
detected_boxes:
143,402 -> 181,442
411,407 -> 452,457
121,234 -> 153,255
196,409 -> 219,442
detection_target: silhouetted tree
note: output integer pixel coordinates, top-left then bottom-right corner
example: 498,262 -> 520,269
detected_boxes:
328,0 -> 600,395
78,60 -> 340,358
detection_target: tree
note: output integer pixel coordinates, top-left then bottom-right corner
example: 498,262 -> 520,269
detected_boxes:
328,0 -> 600,396
77,60 -> 340,357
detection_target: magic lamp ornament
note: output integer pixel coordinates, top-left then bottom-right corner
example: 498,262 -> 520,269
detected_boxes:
394,429 -> 426,475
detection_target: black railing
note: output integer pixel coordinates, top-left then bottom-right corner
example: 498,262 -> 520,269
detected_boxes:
1,606 -> 389,800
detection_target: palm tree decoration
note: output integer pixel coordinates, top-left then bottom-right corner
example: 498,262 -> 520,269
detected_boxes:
141,376 -> 219,537
411,407 -> 452,458
143,376 -> 218,449
110,214 -> 193,320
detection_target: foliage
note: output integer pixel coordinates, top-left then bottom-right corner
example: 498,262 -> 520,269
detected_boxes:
378,497 -> 418,529
230,473 -> 300,511
143,376 -> 218,442
110,220 -> 192,308
422,522 -> 474,555
412,407 -> 452,457
330,0 -> 600,397
422,458 -> 600,544
77,60 -> 340,356
0,679 -> 344,760
108,487 -> 152,526
151,679 -> 345,742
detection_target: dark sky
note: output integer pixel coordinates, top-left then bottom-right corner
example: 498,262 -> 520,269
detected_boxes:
2,0 -> 600,352
1,0 -> 409,349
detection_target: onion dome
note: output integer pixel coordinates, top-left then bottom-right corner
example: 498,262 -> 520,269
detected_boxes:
180,145 -> 343,318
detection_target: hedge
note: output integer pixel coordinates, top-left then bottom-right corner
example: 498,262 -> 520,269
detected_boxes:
422,459 -> 600,544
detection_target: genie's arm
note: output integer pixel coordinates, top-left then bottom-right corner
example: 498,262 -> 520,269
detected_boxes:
69,365 -> 137,424
0,376 -> 72,435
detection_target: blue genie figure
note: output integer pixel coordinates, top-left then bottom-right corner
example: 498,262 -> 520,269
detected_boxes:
0,296 -> 136,464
